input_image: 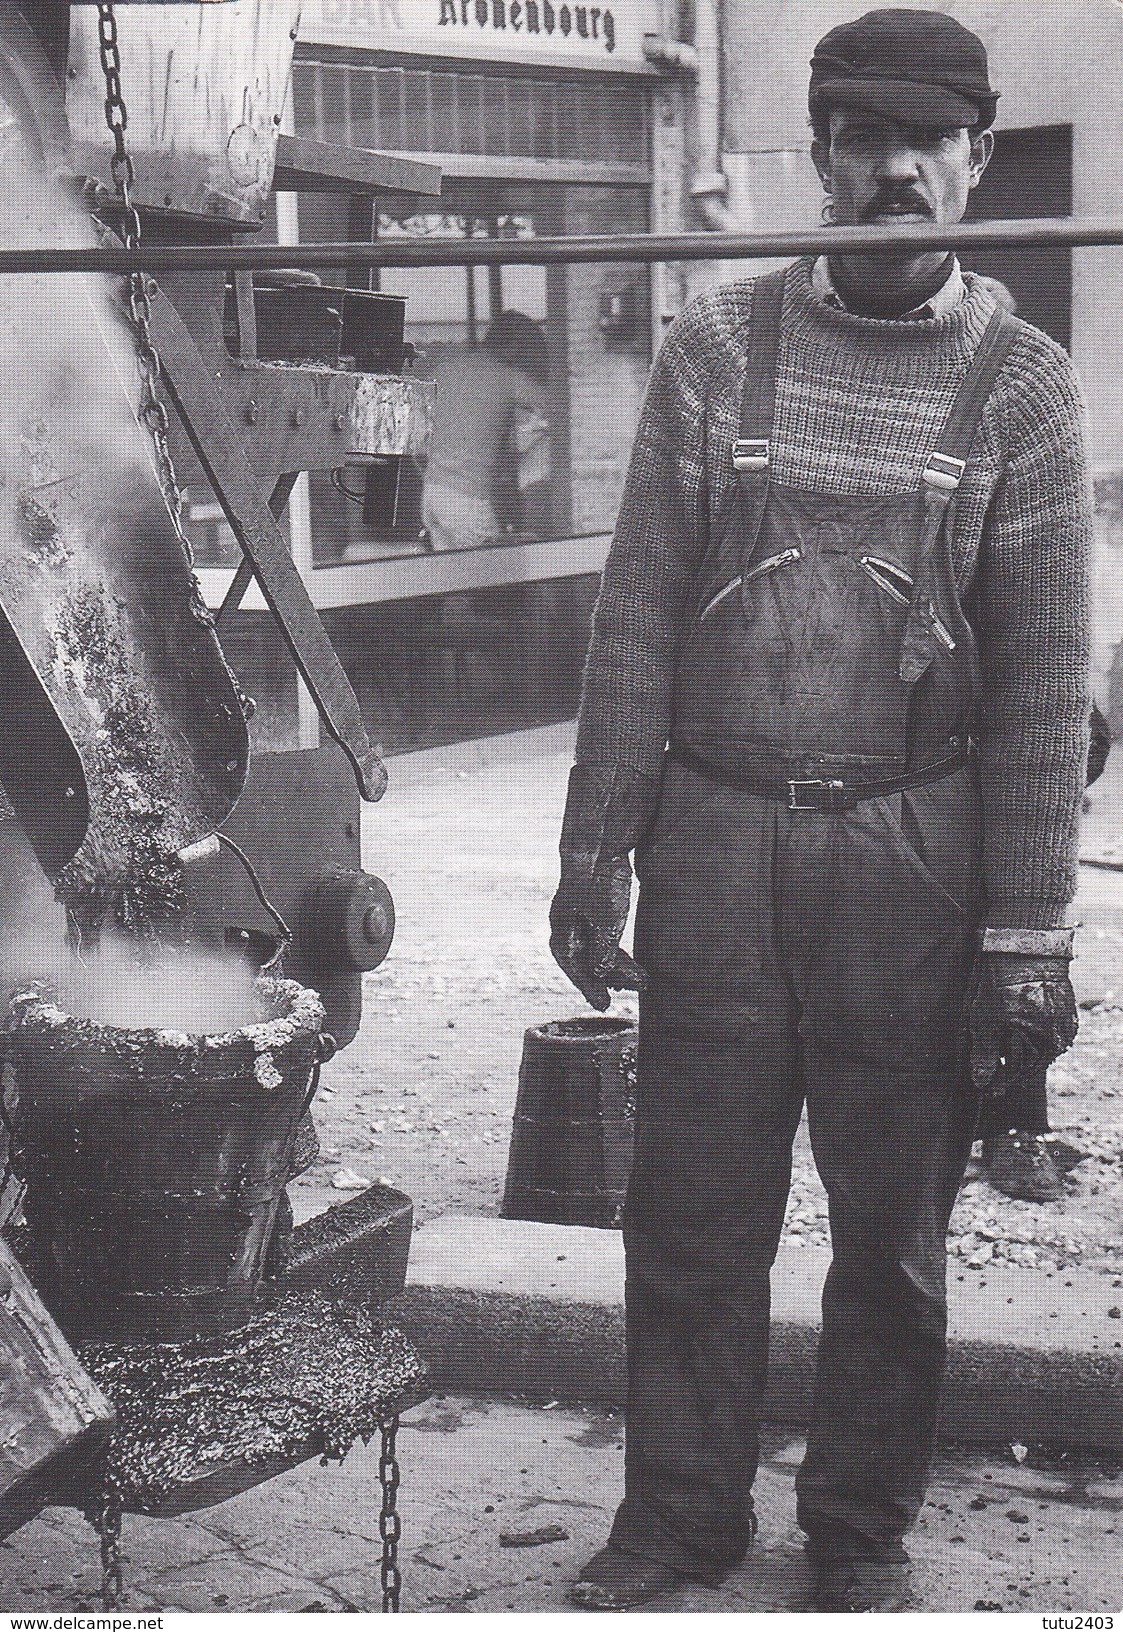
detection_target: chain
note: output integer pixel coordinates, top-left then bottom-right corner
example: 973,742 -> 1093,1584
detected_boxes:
95,3 -> 194,568
0,1061 -> 22,1230
379,1414 -> 403,1612
96,1491 -> 124,1608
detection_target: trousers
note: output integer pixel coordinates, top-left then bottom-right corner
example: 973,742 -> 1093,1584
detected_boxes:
608,758 -> 982,1581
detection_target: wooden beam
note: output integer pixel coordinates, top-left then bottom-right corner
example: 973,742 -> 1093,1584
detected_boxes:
273,135 -> 442,198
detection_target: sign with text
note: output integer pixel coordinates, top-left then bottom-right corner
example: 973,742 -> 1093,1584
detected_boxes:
301,0 -> 660,72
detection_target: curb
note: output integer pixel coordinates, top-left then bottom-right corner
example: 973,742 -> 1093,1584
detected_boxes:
391,1216 -> 1123,1453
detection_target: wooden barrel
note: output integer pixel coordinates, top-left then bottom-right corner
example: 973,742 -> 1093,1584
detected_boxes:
501,1017 -> 636,1229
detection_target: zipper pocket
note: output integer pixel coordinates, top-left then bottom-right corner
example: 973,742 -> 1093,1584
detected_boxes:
859,554 -> 914,607
930,613 -> 957,652
860,556 -> 957,651
699,576 -> 743,621
745,546 -> 802,584
698,547 -> 802,622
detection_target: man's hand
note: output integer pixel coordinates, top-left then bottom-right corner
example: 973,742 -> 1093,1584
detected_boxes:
549,856 -> 647,1012
968,949 -> 1078,1095
549,763 -> 657,1012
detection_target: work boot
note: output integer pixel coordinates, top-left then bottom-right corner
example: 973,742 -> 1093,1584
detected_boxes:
982,1131 -> 1063,1201
810,1556 -> 916,1612
567,1546 -> 692,1610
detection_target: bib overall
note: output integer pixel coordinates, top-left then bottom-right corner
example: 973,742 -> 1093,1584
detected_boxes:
610,273 -> 1017,1578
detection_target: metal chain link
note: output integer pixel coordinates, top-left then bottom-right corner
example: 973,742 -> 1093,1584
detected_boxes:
0,1061 -> 24,1232
96,1491 -> 124,1609
379,1414 -> 403,1612
95,3 -> 194,569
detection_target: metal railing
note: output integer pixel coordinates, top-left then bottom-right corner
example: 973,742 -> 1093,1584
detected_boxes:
2,215 -> 1120,273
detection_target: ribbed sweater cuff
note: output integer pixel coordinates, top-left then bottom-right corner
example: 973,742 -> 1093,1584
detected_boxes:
984,899 -> 1073,931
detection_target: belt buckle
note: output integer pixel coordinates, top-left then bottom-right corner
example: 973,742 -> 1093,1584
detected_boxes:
787,777 -> 846,812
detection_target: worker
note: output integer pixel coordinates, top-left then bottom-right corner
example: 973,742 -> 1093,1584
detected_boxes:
550,9 -> 1091,1612
421,310 -> 549,552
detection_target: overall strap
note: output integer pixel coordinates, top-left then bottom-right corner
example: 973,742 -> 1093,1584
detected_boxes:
900,304 -> 1020,684
923,303 -> 1021,492
734,266 -> 787,466
722,267 -> 786,604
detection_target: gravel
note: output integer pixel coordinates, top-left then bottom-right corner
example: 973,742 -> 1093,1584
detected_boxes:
302,948 -> 1123,1276
290,747 -> 1123,1275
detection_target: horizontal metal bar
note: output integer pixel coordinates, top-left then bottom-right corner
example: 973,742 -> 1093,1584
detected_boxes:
2,215 -> 1118,273
196,534 -> 611,611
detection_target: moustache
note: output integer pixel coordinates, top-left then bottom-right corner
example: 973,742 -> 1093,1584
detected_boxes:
859,192 -> 933,221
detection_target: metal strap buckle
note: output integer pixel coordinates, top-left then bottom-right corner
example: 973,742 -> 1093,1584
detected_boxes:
787,777 -> 847,812
923,452 -> 966,492
732,437 -> 770,473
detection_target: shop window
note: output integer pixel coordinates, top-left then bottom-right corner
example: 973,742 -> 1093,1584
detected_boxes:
291,57 -> 653,564
193,60 -> 658,753
298,179 -> 651,565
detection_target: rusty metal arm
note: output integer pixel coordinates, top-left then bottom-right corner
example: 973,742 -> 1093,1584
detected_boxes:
148,285 -> 388,803
217,474 -> 297,625
0,215 -> 1115,272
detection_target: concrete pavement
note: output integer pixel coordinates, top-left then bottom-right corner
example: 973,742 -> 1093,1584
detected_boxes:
394,1217 -> 1123,1455
4,1396 -> 1120,1613
2,728 -> 1120,1612
5,1208 -> 1119,1614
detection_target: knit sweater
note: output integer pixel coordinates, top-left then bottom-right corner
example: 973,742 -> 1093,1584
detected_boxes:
575,257 -> 1092,930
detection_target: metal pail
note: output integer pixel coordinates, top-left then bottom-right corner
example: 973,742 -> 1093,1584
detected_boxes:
4,976 -> 324,1343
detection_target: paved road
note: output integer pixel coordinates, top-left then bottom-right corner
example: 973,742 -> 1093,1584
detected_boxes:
4,1394 -> 1119,1613
294,727 -> 1123,1273
4,731 -> 1119,1615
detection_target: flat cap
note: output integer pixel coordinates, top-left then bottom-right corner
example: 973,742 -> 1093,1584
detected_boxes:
810,9 -> 998,132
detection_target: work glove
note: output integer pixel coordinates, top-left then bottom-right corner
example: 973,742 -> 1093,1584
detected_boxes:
968,939 -> 1078,1096
549,762 -> 658,1012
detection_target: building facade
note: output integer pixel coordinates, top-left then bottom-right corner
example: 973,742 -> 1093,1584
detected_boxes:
194,0 -> 691,754
198,0 -> 1123,752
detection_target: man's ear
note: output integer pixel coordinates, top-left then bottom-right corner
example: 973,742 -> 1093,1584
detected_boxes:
968,127 -> 994,189
812,138 -> 832,191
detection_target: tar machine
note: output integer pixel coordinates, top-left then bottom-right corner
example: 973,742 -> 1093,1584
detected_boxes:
0,1 -> 437,1607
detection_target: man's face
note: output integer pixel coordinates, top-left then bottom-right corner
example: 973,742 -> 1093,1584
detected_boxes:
812,109 -> 992,228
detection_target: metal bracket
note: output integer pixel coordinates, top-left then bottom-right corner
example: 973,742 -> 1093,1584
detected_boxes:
732,438 -> 769,473
922,452 -> 966,492
147,283 -> 387,802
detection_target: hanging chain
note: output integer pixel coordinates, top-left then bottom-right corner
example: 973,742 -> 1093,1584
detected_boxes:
379,1415 -> 403,1612
95,3 -> 193,568
0,1061 -> 23,1230
96,1491 -> 124,1609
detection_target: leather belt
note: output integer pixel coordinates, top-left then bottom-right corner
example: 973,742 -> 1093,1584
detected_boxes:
666,741 -> 972,813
